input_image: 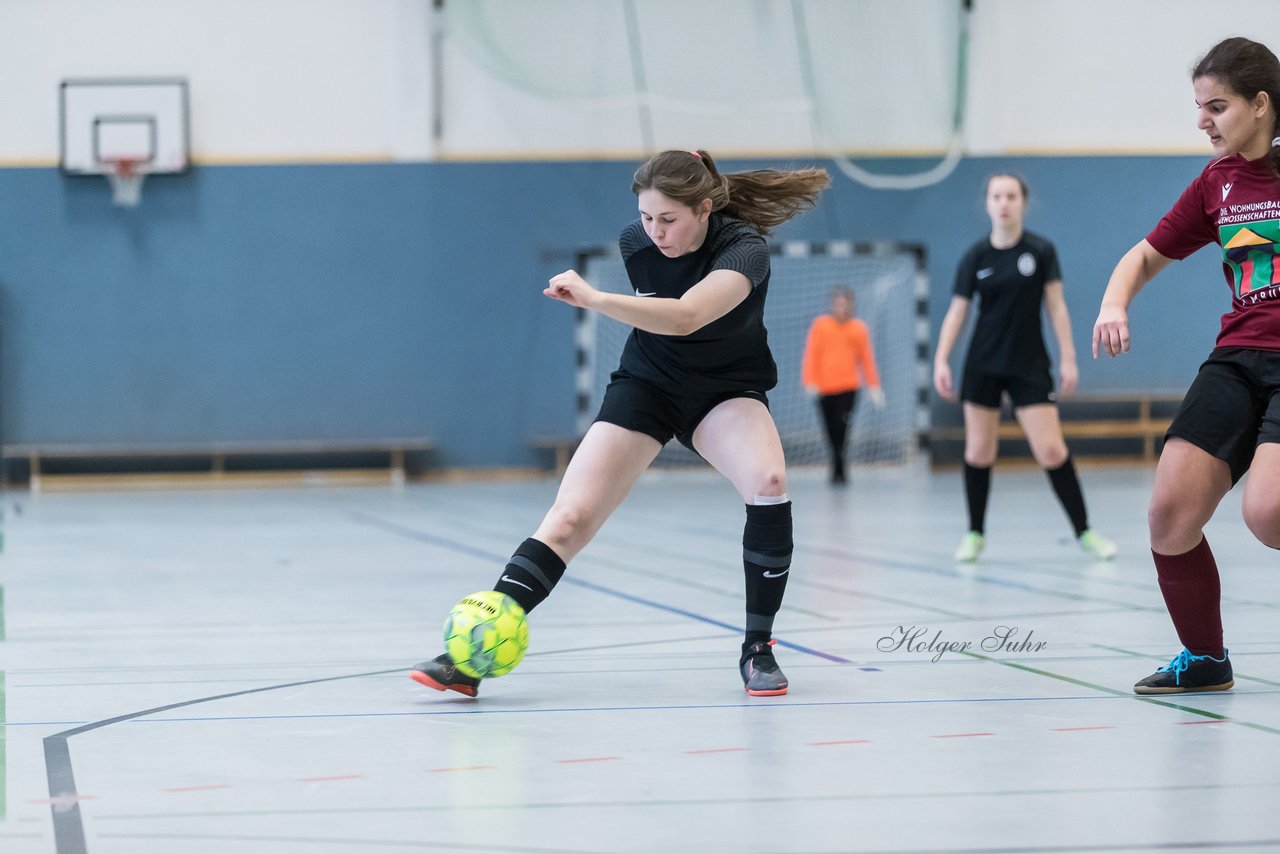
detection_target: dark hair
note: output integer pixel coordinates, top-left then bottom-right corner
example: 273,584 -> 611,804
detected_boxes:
985,172 -> 1029,200
832,286 -> 854,301
1193,37 -> 1280,174
631,149 -> 830,237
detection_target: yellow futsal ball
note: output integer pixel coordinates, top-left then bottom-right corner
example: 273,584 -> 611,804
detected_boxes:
443,591 -> 529,679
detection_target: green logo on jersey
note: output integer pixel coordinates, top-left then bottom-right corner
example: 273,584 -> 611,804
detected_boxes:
1220,219 -> 1280,297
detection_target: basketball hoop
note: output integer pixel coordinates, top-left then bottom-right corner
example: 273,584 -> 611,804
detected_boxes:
103,157 -> 149,207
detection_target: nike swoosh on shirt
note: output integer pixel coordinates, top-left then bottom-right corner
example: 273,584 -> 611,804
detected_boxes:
976,268 -> 995,279
500,575 -> 533,591
635,291 -> 657,297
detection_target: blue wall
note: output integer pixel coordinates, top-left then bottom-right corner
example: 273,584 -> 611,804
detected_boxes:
0,155 -> 1226,467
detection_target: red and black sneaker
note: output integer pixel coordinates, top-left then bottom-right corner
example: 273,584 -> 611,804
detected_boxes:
410,654 -> 481,698
740,639 -> 789,697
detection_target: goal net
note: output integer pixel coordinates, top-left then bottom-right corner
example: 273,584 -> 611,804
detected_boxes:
440,1 -> 968,190
578,241 -> 927,470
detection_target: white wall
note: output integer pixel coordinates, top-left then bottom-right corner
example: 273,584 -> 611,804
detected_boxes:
1,0 -> 433,165
2,0 -> 1277,165
963,0 -> 1271,155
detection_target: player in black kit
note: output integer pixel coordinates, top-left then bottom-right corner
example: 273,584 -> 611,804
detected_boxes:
411,149 -> 830,697
934,174 -> 1116,563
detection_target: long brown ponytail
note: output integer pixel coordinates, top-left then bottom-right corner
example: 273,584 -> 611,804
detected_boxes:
631,149 -> 830,236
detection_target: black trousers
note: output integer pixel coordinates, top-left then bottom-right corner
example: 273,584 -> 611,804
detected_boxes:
817,390 -> 858,478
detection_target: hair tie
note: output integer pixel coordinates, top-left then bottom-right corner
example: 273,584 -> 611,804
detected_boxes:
1273,137 -> 1280,148
689,150 -> 703,160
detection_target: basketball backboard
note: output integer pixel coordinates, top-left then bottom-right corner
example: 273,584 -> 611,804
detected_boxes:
59,77 -> 190,176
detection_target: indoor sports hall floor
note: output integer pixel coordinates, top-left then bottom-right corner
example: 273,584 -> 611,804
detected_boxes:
1,461 -> 1278,854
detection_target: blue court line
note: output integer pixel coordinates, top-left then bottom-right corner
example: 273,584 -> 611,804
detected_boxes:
34,661 -> 1276,854
959,649 -> 1280,736
13,690 -> 1198,728
345,511 -> 853,664
663,516 -> 1163,612
799,541 -> 1159,611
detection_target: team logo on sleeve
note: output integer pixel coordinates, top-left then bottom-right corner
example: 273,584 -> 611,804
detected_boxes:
1017,253 -> 1037,277
1221,219 -> 1280,298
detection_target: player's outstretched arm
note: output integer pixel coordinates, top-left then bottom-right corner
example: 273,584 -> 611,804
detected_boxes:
1092,240 -> 1173,359
545,268 -> 751,336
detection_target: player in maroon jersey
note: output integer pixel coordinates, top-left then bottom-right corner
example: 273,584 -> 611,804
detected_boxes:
1094,37 -> 1280,694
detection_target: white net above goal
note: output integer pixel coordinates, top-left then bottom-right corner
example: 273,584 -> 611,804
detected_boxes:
578,241 -> 928,470
441,1 -> 969,190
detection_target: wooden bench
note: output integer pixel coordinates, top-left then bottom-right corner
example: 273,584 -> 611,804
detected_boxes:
928,393 -> 1182,464
1,438 -> 437,491
530,435 -> 581,477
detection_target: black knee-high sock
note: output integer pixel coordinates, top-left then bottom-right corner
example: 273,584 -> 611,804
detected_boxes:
1046,456 -> 1089,537
493,537 -> 566,613
963,463 -> 991,534
742,502 -> 792,651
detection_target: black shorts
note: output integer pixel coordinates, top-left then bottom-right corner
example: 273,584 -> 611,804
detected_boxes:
594,371 -> 770,452
960,368 -> 1055,409
1167,347 -> 1280,484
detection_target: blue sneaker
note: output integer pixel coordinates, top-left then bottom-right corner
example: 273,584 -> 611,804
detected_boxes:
1134,648 -> 1233,694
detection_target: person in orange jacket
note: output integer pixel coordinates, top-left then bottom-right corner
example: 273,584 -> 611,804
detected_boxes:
802,287 -> 883,484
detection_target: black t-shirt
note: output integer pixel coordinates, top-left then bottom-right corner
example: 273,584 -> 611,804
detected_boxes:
616,213 -> 777,394
952,230 -> 1062,375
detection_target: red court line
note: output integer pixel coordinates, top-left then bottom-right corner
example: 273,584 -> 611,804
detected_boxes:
1052,726 -> 1117,732
297,775 -> 364,782
135,718 -> 1253,797
29,795 -> 97,805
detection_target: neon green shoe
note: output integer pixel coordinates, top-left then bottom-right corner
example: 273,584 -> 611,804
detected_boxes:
1078,529 -> 1117,560
953,531 -> 985,563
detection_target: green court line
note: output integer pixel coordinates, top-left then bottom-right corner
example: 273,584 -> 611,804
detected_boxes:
1091,642 -> 1280,689
2,671 -> 7,822
961,650 -> 1280,736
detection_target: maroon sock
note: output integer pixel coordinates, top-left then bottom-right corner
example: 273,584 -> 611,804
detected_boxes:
1152,537 -> 1224,658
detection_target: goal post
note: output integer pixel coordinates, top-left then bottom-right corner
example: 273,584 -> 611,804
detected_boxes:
575,240 -> 930,470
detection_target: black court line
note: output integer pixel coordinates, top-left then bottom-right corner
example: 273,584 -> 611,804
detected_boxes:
39,668 -> 1277,854
39,509 -> 852,854
42,668 -> 401,854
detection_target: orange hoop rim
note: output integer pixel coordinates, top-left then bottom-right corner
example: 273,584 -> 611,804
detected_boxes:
100,156 -> 153,177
